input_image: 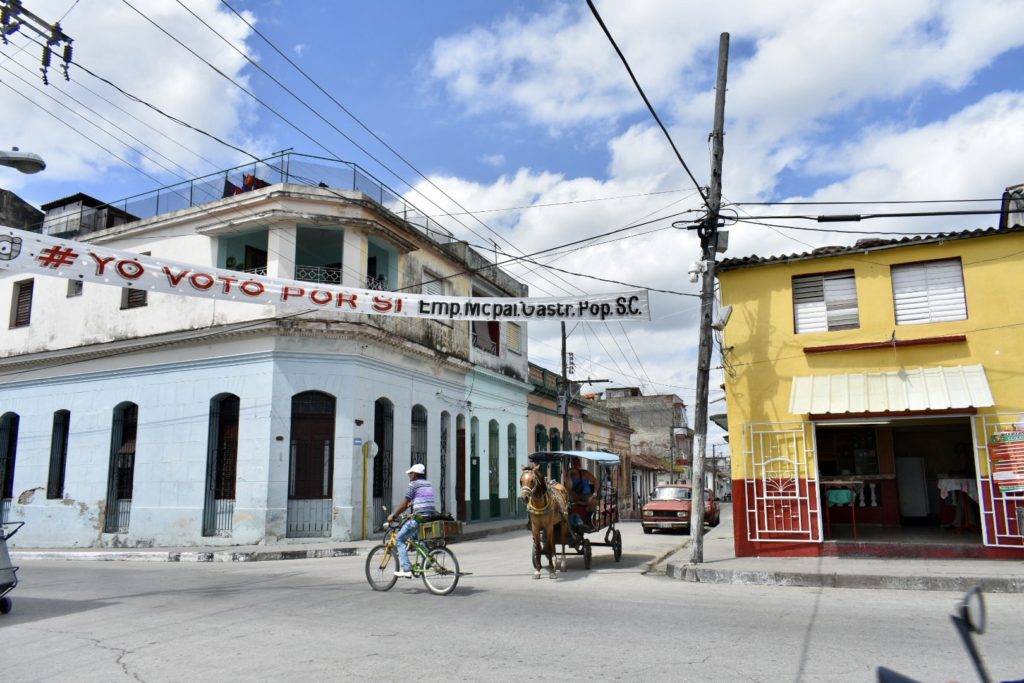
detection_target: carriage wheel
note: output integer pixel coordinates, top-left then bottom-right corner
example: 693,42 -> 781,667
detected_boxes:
0,597 -> 11,615
582,539 -> 592,569
612,530 -> 622,562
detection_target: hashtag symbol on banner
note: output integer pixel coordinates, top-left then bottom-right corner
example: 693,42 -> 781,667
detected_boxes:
36,245 -> 79,269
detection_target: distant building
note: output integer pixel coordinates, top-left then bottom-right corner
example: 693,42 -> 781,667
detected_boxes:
0,189 -> 43,231
1001,182 -> 1024,229
597,387 -> 693,480
38,192 -> 138,237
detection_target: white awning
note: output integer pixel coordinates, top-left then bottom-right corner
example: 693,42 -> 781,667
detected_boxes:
789,364 -> 994,415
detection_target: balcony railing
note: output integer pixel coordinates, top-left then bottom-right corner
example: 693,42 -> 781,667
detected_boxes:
40,152 -> 458,246
296,265 -> 343,285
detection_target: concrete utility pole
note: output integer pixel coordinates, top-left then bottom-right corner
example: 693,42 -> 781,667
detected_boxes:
689,32 -> 730,564
561,321 -> 570,449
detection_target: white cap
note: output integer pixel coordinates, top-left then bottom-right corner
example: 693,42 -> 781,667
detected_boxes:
406,463 -> 426,475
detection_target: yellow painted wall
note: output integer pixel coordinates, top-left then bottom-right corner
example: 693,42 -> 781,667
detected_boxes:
718,231 -> 1024,480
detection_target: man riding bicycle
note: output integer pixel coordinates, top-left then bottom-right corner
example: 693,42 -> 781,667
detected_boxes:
386,462 -> 437,579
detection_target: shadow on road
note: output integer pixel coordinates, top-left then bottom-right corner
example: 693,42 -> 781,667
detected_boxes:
0,596 -> 115,626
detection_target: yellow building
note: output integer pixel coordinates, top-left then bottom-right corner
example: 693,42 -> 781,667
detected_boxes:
718,227 -> 1024,559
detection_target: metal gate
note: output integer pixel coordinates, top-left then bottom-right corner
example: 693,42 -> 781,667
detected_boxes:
488,421 -> 500,517
507,425 -> 517,516
372,398 -> 394,530
743,421 -> 822,543
204,395 -> 239,536
105,403 -> 137,534
972,414 -> 1024,548
287,392 -> 335,538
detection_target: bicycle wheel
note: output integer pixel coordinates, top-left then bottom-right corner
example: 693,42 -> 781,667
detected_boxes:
365,544 -> 399,592
420,546 -> 460,596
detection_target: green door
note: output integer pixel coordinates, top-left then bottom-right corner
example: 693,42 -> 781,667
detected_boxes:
470,418 -> 480,520
488,420 -> 500,517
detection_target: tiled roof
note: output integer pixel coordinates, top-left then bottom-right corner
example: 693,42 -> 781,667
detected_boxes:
630,452 -> 669,471
718,225 -> 1024,272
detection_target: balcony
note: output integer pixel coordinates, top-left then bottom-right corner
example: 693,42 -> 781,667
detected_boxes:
42,152 -> 459,246
295,265 -> 343,285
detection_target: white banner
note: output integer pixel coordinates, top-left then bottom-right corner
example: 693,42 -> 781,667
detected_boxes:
0,227 -> 650,322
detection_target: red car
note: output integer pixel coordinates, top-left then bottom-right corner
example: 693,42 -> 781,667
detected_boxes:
641,484 -> 720,534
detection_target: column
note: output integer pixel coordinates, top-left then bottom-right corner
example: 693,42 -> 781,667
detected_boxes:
267,222 -> 296,279
341,227 -> 368,288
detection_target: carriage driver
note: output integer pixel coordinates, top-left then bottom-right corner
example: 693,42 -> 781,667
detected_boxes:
566,457 -> 599,528
386,463 -> 437,579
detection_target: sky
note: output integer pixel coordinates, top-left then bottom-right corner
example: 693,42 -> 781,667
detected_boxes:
3,0 -> 1024,445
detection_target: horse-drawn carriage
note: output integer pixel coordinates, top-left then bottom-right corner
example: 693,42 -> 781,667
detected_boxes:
524,450 -> 623,572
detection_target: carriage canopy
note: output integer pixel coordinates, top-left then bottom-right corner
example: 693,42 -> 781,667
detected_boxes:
528,450 -> 620,466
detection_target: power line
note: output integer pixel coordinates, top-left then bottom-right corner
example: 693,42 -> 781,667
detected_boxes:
420,187 -> 693,217
585,0 -> 708,208
729,197 -> 1005,207
734,217 -> 985,236
736,209 -> 1005,223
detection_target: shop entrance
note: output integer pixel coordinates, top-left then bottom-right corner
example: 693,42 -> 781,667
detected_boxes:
816,417 -> 982,548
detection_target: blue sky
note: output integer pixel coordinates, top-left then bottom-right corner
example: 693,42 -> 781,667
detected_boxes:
3,0 -> 1024,430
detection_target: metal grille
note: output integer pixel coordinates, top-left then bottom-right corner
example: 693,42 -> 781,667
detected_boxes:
104,403 -> 137,534
204,395 -> 239,536
973,414 -> 1024,548
372,399 -> 394,530
488,421 -> 500,517
286,499 -> 331,538
0,498 -> 10,524
507,425 -> 517,515
439,413 -> 450,513
295,265 -> 343,284
47,410 -> 70,499
0,412 -> 18,501
744,421 -> 821,543
411,405 -> 428,468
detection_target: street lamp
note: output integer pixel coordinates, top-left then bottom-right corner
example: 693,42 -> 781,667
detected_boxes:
0,147 -> 46,174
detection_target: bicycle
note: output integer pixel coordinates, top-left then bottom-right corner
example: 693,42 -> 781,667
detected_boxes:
365,516 -> 461,596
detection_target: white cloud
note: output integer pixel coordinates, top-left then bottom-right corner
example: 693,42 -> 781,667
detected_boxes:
293,43 -> 307,56
0,0 -> 265,199
419,1 -> 1024,397
480,153 -> 505,168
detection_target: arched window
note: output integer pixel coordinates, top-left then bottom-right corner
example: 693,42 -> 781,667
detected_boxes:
104,402 -> 138,533
0,412 -> 19,523
507,424 -> 518,515
204,394 -> 239,536
411,404 -> 428,468
47,410 -> 71,500
534,424 -> 548,452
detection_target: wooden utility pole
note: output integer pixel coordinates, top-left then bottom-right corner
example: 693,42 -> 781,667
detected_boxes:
689,32 -> 730,564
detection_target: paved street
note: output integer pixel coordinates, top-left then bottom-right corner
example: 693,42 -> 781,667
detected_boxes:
4,519 -> 1022,682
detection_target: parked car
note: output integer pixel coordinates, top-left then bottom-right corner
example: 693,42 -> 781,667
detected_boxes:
641,484 -> 720,534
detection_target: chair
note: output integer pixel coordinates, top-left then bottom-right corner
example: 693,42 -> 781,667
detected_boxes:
824,486 -> 858,539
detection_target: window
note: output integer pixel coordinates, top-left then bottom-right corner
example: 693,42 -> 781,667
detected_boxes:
535,424 -> 548,452
10,279 -> 33,328
121,252 -> 149,309
891,258 -> 967,325
0,412 -> 19,508
507,323 -> 522,354
47,410 -> 71,499
792,270 -> 859,333
67,279 -> 83,297
422,270 -> 445,297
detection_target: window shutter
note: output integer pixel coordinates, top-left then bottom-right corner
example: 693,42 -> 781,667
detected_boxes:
124,287 -> 148,309
47,410 -> 70,499
12,280 -> 33,328
793,271 -> 858,333
67,280 -> 83,297
507,323 -> 522,353
892,259 -> 966,325
422,271 -> 444,297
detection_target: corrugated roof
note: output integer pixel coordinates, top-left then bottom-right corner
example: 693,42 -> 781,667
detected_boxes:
789,364 -> 994,415
718,225 -> 1024,272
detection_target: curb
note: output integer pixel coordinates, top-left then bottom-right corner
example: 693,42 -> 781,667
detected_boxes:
9,521 -> 529,564
666,562 -> 1024,593
641,540 -> 691,575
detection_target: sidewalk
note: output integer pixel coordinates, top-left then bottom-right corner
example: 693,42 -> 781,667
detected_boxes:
10,516 -> 527,563
664,506 -> 1024,593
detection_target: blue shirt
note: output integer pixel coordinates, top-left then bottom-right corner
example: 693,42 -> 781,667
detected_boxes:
405,479 -> 437,517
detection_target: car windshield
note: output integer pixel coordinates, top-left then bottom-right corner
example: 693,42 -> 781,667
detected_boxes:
654,487 -> 691,500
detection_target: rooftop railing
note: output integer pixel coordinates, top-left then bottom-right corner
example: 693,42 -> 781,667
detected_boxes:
39,152 -> 457,245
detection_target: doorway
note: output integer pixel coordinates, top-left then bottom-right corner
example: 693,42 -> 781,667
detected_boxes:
470,417 -> 480,520
287,391 -> 335,538
204,394 -> 239,536
372,398 -> 394,530
104,402 -> 138,534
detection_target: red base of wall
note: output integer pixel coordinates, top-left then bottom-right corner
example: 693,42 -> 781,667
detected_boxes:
732,480 -> 1024,561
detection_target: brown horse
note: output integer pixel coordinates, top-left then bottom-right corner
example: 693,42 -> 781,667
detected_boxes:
519,464 -> 569,579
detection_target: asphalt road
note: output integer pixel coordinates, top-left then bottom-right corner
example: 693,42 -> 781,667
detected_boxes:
3,518 -> 1021,682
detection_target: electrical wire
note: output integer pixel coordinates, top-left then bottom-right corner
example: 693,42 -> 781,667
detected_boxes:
584,0 -> 708,208
728,197 -> 1005,206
